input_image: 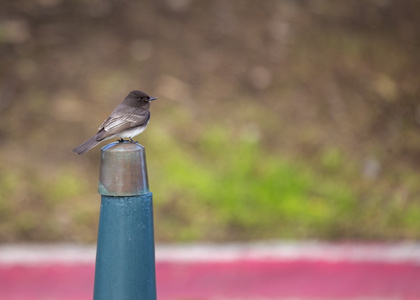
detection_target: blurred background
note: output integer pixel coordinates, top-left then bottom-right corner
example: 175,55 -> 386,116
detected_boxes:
1,0 -> 419,244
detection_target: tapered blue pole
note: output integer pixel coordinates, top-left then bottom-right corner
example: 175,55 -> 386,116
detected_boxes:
93,141 -> 157,300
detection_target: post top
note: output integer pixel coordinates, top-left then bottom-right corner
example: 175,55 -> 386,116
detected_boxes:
101,141 -> 145,153
99,141 -> 149,196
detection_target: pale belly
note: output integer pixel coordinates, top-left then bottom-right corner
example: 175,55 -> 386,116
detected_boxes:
105,121 -> 149,140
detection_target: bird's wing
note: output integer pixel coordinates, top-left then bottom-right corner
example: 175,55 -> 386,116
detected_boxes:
98,109 -> 150,134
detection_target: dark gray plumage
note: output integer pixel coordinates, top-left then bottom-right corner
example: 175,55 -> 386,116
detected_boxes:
72,90 -> 157,155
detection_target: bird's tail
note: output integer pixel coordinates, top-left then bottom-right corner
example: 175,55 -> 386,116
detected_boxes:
72,136 -> 102,155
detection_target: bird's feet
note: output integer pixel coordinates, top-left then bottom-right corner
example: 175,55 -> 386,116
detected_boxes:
117,138 -> 136,143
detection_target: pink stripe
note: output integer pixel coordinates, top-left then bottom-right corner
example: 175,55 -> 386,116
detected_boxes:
1,260 -> 420,299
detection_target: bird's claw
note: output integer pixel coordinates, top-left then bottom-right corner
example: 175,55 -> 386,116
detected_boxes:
117,138 -> 136,143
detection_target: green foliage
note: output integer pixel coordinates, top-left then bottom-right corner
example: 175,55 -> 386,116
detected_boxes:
2,124 -> 420,242
0,167 -> 98,242
149,126 -> 359,241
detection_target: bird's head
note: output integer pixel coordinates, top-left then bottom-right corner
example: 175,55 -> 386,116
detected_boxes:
128,90 -> 158,103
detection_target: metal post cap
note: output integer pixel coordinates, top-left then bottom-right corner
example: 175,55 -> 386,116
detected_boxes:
98,142 -> 149,196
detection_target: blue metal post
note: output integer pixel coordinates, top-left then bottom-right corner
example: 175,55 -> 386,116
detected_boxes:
93,141 -> 157,300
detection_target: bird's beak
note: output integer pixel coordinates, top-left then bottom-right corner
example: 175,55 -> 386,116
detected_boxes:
149,97 -> 158,101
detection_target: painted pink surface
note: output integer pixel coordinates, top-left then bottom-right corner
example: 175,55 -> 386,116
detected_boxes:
156,260 -> 420,300
0,264 -> 94,300
1,260 -> 420,300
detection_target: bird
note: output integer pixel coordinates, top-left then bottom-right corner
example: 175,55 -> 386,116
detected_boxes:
72,90 -> 157,155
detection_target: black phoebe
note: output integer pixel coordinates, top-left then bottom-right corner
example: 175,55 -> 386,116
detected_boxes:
72,90 -> 157,155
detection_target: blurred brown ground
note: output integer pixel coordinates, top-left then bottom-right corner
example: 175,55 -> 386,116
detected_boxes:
0,0 -> 420,242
